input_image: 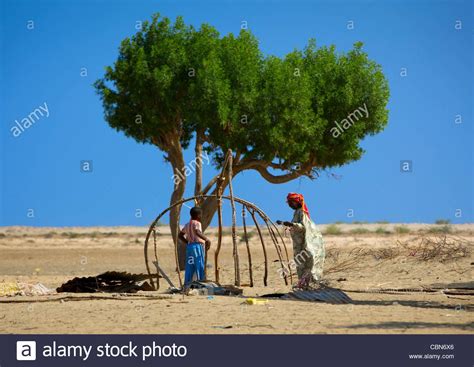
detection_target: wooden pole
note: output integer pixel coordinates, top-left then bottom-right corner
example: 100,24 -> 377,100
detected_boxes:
152,229 -> 160,289
242,205 -> 254,287
227,151 -> 240,286
250,210 -> 268,286
263,219 -> 288,285
214,196 -> 223,284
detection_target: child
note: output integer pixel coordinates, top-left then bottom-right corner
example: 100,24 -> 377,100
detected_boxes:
178,206 -> 211,286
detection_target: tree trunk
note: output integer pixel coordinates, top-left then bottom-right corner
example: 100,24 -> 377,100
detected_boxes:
200,180 -> 229,231
194,130 -> 203,205
167,134 -> 187,271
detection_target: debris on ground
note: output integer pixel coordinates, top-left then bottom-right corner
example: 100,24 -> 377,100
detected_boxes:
173,281 -> 243,296
0,282 -> 54,297
261,287 -> 352,304
245,298 -> 269,305
429,281 -> 474,296
56,271 -> 154,293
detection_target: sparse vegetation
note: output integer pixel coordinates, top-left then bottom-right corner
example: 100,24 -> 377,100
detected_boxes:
221,228 -> 233,236
375,227 -> 391,235
427,225 -> 452,234
435,219 -> 450,225
324,224 -> 342,235
398,235 -> 471,262
239,230 -> 256,243
394,226 -> 410,234
44,231 -> 57,238
64,232 -> 79,239
103,232 -> 119,237
349,227 -> 370,234
376,221 -> 389,224
352,221 -> 368,224
371,247 -> 400,260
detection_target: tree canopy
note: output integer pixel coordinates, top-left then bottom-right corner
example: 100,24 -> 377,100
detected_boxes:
95,13 -> 390,235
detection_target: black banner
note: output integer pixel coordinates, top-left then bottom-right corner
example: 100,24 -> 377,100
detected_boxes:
1,334 -> 472,366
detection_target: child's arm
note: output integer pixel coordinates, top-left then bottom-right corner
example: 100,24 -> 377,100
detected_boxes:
195,229 -> 211,250
178,228 -> 187,244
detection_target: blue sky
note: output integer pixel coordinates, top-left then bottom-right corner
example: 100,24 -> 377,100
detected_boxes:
1,0 -> 472,226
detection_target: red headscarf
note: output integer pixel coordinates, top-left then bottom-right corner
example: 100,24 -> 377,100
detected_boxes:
286,192 -> 310,218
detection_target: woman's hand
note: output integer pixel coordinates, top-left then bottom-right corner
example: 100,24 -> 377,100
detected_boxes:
276,220 -> 293,227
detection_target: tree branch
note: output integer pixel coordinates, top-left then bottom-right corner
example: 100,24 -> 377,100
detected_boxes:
194,129 -> 204,197
235,159 -> 314,184
201,173 -> 220,196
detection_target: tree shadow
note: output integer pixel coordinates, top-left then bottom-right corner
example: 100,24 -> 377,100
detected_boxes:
351,299 -> 474,311
339,321 -> 474,330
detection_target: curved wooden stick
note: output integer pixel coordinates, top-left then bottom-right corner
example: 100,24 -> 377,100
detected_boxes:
250,210 -> 268,286
174,236 -> 183,289
153,229 -> 160,289
263,218 -> 288,285
271,223 -> 293,285
214,196 -> 223,283
242,205 -> 254,287
227,152 -> 240,286
144,233 -> 155,289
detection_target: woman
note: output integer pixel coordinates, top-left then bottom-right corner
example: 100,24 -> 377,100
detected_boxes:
277,193 -> 325,288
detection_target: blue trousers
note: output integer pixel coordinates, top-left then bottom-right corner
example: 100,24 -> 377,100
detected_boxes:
184,242 -> 205,286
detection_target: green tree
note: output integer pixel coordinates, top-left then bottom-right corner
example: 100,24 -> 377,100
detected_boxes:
95,14 -> 390,243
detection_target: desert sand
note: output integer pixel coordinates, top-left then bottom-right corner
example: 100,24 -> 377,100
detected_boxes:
0,224 -> 472,334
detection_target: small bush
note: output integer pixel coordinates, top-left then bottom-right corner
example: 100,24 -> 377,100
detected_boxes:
376,221 -> 389,224
352,221 -> 368,224
240,230 -> 256,243
324,224 -> 342,235
220,228 -> 233,236
394,226 -> 410,234
375,227 -> 391,235
349,227 -> 370,234
435,219 -> 451,225
103,232 -> 119,237
428,225 -> 452,234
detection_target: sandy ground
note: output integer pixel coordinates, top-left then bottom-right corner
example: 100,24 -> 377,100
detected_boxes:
0,224 -> 472,334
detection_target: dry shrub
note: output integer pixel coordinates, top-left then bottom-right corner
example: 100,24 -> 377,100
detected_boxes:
370,247 -> 400,261
323,234 -> 472,276
398,235 -> 472,263
325,247 -> 371,274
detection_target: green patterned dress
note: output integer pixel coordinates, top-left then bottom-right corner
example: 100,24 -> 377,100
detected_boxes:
290,208 -> 326,286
